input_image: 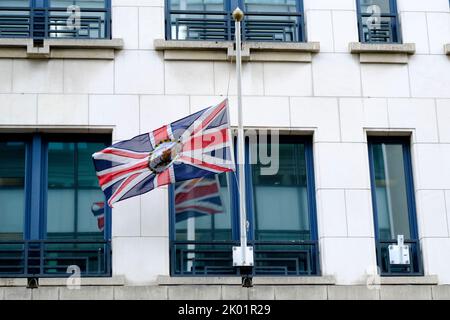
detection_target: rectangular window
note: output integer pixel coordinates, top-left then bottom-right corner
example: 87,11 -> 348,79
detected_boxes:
368,137 -> 423,276
169,135 -> 319,276
356,0 -> 401,43
0,134 -> 111,277
166,0 -> 305,42
0,0 -> 111,39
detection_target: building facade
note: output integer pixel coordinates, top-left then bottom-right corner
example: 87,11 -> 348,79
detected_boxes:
0,0 -> 450,299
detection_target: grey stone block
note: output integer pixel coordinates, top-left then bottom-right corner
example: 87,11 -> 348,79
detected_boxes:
157,276 -> 241,286
274,286 -> 327,300
168,285 -> 222,300
380,285 -> 432,300
253,276 -> 335,286
432,286 -> 450,300
4,287 -> 32,300
114,286 -> 167,300
59,286 -> 114,300
221,286 -> 249,300
380,276 -> 438,285
32,288 -> 59,300
328,286 -> 379,300
248,286 -> 275,300
0,288 -> 4,300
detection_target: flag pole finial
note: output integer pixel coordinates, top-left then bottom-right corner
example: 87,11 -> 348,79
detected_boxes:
232,7 -> 244,22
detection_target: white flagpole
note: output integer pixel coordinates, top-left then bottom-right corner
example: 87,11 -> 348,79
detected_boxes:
232,7 -> 253,283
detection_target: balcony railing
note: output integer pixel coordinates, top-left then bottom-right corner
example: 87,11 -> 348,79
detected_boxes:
167,9 -> 305,42
376,239 -> 423,276
358,13 -> 400,43
0,6 -> 111,39
0,240 -> 111,277
171,240 -> 320,276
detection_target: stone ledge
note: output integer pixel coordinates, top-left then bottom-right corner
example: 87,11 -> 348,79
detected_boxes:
156,276 -> 335,286
445,44 -> 450,55
380,275 -> 438,285
0,38 -> 123,59
349,42 -> 416,64
39,276 -> 125,287
154,39 -> 320,62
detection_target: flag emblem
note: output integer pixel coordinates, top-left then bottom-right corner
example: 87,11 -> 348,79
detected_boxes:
91,202 -> 105,232
175,176 -> 223,222
92,100 -> 235,207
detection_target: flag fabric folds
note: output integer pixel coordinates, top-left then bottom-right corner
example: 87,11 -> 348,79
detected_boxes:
91,202 -> 105,232
174,175 -> 223,223
92,99 -> 235,207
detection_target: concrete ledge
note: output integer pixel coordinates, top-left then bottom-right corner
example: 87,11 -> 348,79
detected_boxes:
0,38 -> 123,59
154,39 -> 319,62
0,278 -> 28,287
39,276 -> 125,287
445,44 -> 450,55
349,42 -> 415,64
380,275 -> 438,285
157,276 -> 335,286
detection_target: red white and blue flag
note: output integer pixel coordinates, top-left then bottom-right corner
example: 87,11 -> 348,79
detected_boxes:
175,176 -> 223,222
91,202 -> 105,232
92,100 -> 235,207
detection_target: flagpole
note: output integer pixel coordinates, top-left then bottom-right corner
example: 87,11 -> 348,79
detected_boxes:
232,7 -> 253,287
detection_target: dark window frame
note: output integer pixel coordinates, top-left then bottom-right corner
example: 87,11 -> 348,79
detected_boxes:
0,133 -> 112,278
165,0 -> 306,42
168,135 -> 320,276
0,0 -> 112,40
356,0 -> 402,43
367,136 -> 423,276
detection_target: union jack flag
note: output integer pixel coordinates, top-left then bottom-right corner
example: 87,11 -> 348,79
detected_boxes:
92,100 -> 235,207
175,175 -> 223,223
91,202 -> 105,232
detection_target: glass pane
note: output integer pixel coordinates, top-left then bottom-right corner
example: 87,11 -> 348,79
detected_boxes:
1,1 -> 30,7
359,0 -> 392,13
0,142 -> 26,241
170,0 -> 225,11
49,0 -> 107,8
47,141 -> 106,240
244,0 -> 298,13
175,173 -> 232,242
372,143 -> 411,240
251,138 -> 311,241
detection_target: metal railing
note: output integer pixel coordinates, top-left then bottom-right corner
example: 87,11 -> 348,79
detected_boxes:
376,239 -> 423,276
358,13 -> 400,43
171,240 -> 319,276
0,240 -> 111,277
167,9 -> 305,42
0,6 -> 111,39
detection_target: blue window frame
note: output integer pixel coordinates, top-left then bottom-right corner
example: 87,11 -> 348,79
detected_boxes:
166,0 -> 306,42
0,133 -> 112,278
368,137 -> 423,276
169,135 -> 319,276
356,0 -> 401,43
0,0 -> 111,39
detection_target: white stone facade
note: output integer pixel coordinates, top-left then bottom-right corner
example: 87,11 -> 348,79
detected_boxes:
1,0 -> 450,289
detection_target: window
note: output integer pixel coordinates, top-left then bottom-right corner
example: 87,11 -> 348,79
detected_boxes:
356,0 -> 401,43
0,0 -> 111,39
166,0 -> 305,42
0,134 -> 111,277
169,135 -> 319,276
368,137 -> 423,276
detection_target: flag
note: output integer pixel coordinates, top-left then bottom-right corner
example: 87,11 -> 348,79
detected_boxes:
91,202 -> 105,232
175,175 -> 223,223
92,99 -> 235,207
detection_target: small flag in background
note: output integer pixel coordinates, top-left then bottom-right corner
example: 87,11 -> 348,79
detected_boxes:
175,175 -> 223,223
91,202 -> 105,232
92,99 -> 235,207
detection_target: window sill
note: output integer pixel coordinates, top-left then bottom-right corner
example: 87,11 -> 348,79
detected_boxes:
349,42 -> 416,64
0,38 -> 124,60
380,275 -> 438,285
445,44 -> 450,55
154,39 -> 320,63
156,275 -> 335,286
0,276 -> 125,287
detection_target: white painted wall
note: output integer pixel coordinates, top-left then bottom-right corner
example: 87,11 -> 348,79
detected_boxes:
0,0 -> 449,285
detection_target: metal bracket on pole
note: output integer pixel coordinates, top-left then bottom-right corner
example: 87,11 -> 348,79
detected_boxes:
231,7 -> 254,287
